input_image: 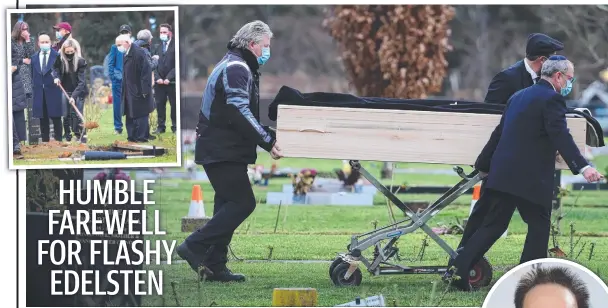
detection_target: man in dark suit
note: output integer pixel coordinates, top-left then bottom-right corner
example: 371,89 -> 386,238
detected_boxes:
449,56 -> 604,291
117,34 -> 153,142
449,33 -> 566,263
485,33 -> 564,105
153,23 -> 177,134
31,32 -> 63,142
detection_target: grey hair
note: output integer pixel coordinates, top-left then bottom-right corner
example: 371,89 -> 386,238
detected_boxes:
137,29 -> 152,42
116,34 -> 131,45
541,59 -> 571,77
229,20 -> 273,49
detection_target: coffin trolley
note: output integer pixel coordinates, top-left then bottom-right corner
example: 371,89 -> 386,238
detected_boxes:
268,86 -> 605,288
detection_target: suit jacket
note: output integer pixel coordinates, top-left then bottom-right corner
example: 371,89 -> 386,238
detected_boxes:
120,44 -> 153,118
475,79 -> 588,208
154,38 -> 176,82
30,49 -> 62,118
484,60 -> 534,105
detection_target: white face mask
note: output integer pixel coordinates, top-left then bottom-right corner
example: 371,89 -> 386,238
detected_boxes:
117,45 -> 126,53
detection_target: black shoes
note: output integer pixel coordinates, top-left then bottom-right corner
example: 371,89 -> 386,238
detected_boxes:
176,242 -> 246,283
202,266 -> 246,283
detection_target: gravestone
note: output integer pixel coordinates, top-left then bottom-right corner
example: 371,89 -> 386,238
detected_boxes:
26,97 -> 40,145
25,170 -> 144,307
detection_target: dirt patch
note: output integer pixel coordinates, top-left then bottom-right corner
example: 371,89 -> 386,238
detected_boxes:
84,121 -> 99,130
21,140 -> 90,159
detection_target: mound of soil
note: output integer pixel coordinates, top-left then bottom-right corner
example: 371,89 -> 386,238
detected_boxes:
21,141 -> 90,160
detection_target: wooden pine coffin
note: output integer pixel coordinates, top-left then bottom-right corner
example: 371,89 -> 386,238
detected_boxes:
275,105 -> 588,170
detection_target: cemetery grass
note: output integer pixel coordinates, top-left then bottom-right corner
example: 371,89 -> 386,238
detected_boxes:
14,104 -> 179,166
142,154 -> 608,307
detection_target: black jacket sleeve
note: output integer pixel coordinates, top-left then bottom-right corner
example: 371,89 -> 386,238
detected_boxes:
543,94 -> 589,174
484,71 -> 515,105
138,50 -> 152,97
223,63 -> 275,151
474,105 -> 508,173
72,58 -> 88,99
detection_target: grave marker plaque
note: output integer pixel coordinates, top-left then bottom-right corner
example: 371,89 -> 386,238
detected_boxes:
26,97 -> 40,145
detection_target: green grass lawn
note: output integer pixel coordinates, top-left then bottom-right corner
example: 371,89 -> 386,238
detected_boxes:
140,152 -> 608,307
14,102 -> 179,166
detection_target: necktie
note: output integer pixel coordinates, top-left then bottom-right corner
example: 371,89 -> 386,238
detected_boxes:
534,76 -> 540,84
163,42 -> 167,53
42,51 -> 48,71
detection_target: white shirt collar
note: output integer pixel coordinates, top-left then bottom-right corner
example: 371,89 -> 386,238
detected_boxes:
524,58 -> 538,82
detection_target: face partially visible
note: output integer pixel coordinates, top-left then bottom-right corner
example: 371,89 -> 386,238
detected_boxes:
64,46 -> 75,56
556,62 -> 575,91
20,23 -> 30,37
160,26 -> 170,37
248,35 -> 271,58
58,28 -> 69,37
522,283 -> 578,308
38,34 -> 51,46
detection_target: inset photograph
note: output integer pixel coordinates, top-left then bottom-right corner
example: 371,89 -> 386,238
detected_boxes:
7,6 -> 181,169
483,258 -> 608,308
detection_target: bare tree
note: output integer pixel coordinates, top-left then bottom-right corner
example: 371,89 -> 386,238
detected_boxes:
537,5 -> 608,90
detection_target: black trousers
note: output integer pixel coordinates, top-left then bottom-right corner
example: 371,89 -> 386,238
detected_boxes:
63,95 -> 84,139
185,162 -> 256,267
452,188 -> 551,280
40,92 -> 62,142
126,115 -> 149,142
13,118 -> 21,152
154,84 -> 176,132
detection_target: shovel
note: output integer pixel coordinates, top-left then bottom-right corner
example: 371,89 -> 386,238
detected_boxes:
58,83 -> 99,130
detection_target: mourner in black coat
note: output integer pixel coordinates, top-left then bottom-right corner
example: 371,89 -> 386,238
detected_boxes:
11,64 -> 26,158
56,39 -> 88,141
153,24 -> 177,134
449,33 -> 567,268
11,46 -> 27,146
118,35 -> 153,142
447,56 -> 604,292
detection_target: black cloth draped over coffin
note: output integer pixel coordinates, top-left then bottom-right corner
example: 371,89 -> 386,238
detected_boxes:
268,86 -> 605,148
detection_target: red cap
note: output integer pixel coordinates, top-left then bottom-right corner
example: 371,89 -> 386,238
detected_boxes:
53,22 -> 72,32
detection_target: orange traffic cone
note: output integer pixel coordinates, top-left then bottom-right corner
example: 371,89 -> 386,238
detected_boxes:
187,185 -> 206,217
469,184 -> 507,238
469,185 -> 481,216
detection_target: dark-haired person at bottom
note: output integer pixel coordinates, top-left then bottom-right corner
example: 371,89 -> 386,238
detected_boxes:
514,266 -> 589,308
176,21 -> 283,282
446,56 -> 604,291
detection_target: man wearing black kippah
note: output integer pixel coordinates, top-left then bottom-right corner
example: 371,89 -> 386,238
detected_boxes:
446,56 -> 604,292
447,33 -> 566,273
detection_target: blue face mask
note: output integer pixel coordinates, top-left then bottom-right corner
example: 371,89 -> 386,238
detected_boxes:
560,76 -> 575,97
257,47 -> 270,66
56,31 -> 63,40
39,43 -> 51,52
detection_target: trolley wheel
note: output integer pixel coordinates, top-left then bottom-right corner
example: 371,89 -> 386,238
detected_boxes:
469,256 -> 493,289
330,262 -> 362,287
329,258 -> 343,277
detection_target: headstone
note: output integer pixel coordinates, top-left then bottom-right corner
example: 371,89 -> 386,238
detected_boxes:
26,97 -> 40,145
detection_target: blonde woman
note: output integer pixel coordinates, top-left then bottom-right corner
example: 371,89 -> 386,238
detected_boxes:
56,38 -> 88,142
